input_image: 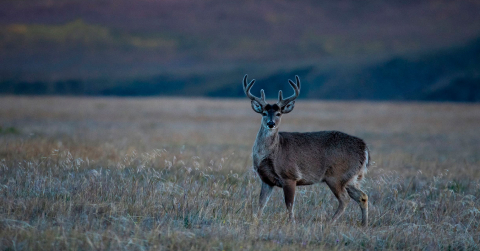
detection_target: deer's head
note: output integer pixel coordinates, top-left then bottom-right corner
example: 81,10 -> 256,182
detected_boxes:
243,75 -> 301,130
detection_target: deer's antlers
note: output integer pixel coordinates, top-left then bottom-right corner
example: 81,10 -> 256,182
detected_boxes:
277,75 -> 300,107
243,75 -> 267,106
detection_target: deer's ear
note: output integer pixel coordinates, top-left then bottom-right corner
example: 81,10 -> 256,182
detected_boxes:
251,100 -> 263,113
281,101 -> 295,114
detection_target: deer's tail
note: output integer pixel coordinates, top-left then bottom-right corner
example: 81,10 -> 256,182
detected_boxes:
356,148 -> 369,183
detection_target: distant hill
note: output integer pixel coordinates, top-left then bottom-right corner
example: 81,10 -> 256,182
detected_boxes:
0,0 -> 480,101
306,38 -> 480,101
103,38 -> 480,101
2,37 -> 478,102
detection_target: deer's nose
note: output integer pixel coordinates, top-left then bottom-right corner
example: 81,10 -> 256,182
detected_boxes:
267,121 -> 275,128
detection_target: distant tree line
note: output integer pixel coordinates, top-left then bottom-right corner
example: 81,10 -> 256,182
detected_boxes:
1,38 -> 479,102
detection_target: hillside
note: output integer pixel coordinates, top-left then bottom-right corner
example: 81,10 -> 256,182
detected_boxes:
2,37 -> 478,101
0,0 -> 480,101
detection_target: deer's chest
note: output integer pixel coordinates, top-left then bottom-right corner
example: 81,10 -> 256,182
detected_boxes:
253,155 -> 282,187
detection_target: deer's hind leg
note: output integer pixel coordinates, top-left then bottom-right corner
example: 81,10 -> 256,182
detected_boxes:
346,182 -> 368,227
325,178 -> 349,224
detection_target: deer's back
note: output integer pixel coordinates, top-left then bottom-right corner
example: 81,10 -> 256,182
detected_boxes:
276,130 -> 368,185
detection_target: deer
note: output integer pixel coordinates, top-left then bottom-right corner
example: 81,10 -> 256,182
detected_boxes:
243,75 -> 370,226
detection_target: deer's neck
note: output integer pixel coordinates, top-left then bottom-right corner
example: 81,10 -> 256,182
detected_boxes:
254,125 -> 280,158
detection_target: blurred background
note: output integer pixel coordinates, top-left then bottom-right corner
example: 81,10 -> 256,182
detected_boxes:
1,0 -> 479,101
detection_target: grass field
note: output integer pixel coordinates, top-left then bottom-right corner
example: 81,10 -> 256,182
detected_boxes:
0,96 -> 479,250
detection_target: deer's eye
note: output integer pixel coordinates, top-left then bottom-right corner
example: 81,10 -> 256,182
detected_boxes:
262,112 -> 267,116
276,113 -> 281,117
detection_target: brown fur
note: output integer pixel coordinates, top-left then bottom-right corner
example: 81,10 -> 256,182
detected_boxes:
245,75 -> 370,226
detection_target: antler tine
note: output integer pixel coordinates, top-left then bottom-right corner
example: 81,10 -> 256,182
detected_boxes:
277,75 -> 301,106
260,89 -> 266,102
243,75 -> 267,105
243,75 -> 250,90
295,75 -> 301,89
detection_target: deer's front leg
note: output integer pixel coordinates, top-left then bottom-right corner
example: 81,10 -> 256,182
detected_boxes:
282,179 -> 296,222
257,181 -> 273,218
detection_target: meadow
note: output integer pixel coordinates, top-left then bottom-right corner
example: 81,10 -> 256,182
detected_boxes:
0,96 -> 479,250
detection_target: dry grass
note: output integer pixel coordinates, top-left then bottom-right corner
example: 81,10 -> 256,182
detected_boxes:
0,96 -> 479,250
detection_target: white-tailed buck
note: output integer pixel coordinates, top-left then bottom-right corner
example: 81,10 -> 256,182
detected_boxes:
243,75 -> 370,226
